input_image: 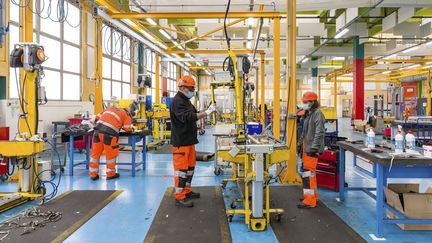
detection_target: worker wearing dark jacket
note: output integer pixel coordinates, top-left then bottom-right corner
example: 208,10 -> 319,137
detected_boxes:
170,76 -> 216,207
297,91 -> 325,208
89,107 -> 133,180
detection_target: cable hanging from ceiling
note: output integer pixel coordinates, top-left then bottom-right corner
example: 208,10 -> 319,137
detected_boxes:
10,0 -> 81,28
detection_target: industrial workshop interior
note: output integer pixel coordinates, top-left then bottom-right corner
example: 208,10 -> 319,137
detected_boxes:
2,0 -> 432,242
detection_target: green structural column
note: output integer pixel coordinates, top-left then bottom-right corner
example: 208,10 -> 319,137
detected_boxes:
311,67 -> 318,93
353,36 -> 364,120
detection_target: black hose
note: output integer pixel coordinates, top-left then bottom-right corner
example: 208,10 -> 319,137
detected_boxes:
223,0 -> 232,50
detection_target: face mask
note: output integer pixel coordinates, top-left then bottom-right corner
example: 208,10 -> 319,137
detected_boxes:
301,103 -> 311,110
185,90 -> 195,99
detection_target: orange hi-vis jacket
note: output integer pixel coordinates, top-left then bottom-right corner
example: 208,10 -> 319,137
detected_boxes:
95,107 -> 133,135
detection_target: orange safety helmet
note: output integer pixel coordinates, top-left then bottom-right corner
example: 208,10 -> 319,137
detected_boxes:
178,76 -> 196,87
302,91 -> 318,102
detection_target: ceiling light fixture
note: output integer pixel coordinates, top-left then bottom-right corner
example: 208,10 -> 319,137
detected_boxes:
402,46 -> 420,54
146,18 -> 157,26
384,54 -> 397,59
246,41 -> 252,49
334,28 -> 349,39
382,70 -> 391,74
247,29 -> 253,40
302,58 -> 309,63
247,18 -> 255,27
159,29 -> 172,40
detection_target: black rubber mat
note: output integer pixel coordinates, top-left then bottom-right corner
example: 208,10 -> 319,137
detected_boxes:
1,190 -> 122,243
144,186 -> 231,243
270,186 -> 365,243
151,144 -> 215,161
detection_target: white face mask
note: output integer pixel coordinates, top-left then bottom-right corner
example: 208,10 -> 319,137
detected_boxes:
185,90 -> 195,99
301,103 -> 311,110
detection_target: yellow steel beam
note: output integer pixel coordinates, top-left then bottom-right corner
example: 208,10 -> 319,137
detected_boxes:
367,59 -> 432,64
94,17 -> 103,114
111,12 -> 282,19
333,71 -> 337,111
260,53 -> 265,127
166,49 -> 265,55
189,66 -> 223,69
428,70 -> 431,116
19,0 -> 36,134
156,53 -> 160,104
282,0 -> 301,185
167,18 -> 245,50
318,75 -> 321,103
273,17 -> 281,139
254,66 -> 259,112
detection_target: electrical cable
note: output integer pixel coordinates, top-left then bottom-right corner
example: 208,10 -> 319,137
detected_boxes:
223,0 -> 231,50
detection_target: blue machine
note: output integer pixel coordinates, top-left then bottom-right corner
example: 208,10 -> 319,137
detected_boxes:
247,122 -> 263,135
145,95 -> 152,111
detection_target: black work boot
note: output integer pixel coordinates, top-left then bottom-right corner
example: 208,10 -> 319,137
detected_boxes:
186,191 -> 200,199
91,175 -> 99,181
107,173 -> 120,180
175,199 -> 194,207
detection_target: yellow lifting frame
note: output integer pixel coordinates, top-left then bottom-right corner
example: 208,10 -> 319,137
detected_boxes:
260,53 -> 265,127
273,17 -> 281,139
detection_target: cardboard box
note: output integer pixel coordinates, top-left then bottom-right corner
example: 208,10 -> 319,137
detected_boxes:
384,184 -> 432,230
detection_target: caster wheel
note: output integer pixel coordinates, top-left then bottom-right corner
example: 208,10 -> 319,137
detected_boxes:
60,167 -> 65,173
0,174 -> 8,182
230,201 -> 237,209
275,214 -> 282,222
221,182 -> 227,189
199,130 -> 205,135
214,168 -> 221,176
344,182 -> 348,187
228,214 -> 234,222
38,198 -> 45,205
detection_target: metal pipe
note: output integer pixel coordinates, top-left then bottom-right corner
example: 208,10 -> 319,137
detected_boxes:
300,0 -> 385,63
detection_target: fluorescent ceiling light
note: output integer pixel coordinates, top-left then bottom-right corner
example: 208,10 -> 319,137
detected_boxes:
422,65 -> 432,69
146,18 -> 157,26
247,29 -> 253,40
247,18 -> 255,27
332,57 -> 345,61
171,40 -> 185,50
185,53 -> 192,58
334,28 -> 349,39
400,64 -> 420,70
159,29 -> 172,40
197,62 -> 202,66
427,41 -> 432,46
402,46 -> 420,53
302,58 -> 309,63
384,54 -> 397,59
246,41 -> 252,49
382,70 -> 391,74
426,61 -> 432,65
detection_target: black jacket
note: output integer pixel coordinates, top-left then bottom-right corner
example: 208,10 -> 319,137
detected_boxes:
170,92 -> 199,146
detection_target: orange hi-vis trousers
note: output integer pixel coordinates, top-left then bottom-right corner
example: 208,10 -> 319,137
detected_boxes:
301,151 -> 318,207
90,132 -> 119,178
173,145 -> 196,200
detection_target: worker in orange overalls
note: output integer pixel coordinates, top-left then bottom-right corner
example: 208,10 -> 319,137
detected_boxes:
170,76 -> 216,207
297,91 -> 325,208
89,106 -> 133,180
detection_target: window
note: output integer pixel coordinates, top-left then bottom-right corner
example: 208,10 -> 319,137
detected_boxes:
166,62 -> 178,97
8,2 -> 82,100
102,26 -> 132,100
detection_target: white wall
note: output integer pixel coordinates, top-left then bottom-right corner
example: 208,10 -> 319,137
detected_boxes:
3,100 -> 93,140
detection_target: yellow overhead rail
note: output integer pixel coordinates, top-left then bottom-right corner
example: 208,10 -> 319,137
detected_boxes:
111,11 -> 282,19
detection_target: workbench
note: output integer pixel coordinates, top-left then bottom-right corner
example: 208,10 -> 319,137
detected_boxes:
67,131 -> 147,177
337,141 -> 432,238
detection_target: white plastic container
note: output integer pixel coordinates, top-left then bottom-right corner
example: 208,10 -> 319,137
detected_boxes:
423,145 -> 432,158
405,131 -> 416,153
366,128 -> 375,148
395,131 -> 404,154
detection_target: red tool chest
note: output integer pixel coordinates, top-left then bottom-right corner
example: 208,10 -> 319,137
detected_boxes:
0,127 -> 9,178
68,118 -> 88,150
316,149 -> 340,192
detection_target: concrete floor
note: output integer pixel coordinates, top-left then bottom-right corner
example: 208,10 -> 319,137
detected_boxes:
0,117 -> 431,242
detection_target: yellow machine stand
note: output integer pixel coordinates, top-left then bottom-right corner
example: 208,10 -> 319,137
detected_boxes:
0,141 -> 45,212
217,137 -> 289,231
146,104 -> 171,149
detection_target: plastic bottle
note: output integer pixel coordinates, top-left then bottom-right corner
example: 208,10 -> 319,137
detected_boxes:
405,130 -> 416,153
395,130 -> 404,154
366,128 -> 375,148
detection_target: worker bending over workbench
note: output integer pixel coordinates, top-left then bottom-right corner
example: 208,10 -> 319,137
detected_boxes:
297,91 -> 325,209
170,76 -> 216,207
89,106 -> 134,180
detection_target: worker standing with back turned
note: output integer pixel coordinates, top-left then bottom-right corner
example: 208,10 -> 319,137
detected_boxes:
297,91 -> 325,209
170,76 -> 216,207
89,106 -> 134,180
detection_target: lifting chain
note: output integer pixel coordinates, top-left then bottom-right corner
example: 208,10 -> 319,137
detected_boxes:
0,208 -> 62,238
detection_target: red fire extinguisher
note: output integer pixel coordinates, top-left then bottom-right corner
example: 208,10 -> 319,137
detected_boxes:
0,156 -> 8,181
